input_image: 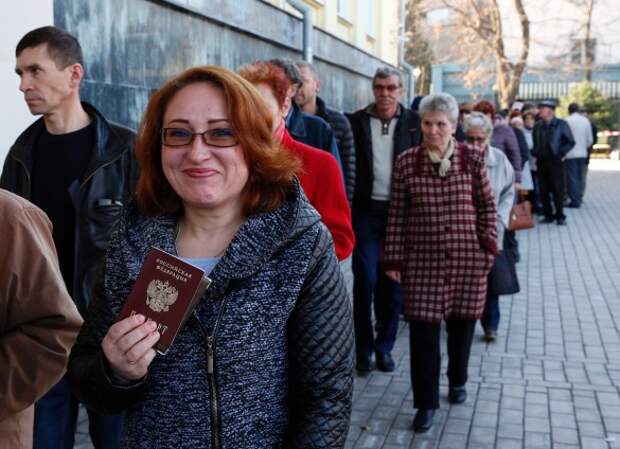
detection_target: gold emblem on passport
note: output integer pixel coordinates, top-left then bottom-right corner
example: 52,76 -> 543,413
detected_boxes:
146,279 -> 179,312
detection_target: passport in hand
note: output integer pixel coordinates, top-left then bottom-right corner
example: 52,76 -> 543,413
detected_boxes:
116,247 -> 212,355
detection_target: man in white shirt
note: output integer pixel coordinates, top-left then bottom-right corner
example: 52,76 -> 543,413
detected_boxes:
564,103 -> 594,208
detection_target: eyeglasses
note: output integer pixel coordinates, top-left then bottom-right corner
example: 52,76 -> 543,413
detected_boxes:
465,136 -> 487,144
373,84 -> 400,92
161,127 -> 238,148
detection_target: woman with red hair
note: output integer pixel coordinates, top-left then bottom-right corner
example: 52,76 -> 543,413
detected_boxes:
474,100 -> 522,183
68,65 -> 353,449
238,61 -> 355,261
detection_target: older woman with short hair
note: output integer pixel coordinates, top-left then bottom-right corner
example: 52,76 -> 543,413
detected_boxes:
383,93 -> 497,433
463,112 -> 515,341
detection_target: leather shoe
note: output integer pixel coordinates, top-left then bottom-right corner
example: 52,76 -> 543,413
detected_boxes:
483,329 -> 497,342
449,385 -> 467,404
566,202 -> 580,208
541,216 -> 554,224
556,218 -> 567,226
375,352 -> 395,372
412,409 -> 434,433
355,357 -> 374,375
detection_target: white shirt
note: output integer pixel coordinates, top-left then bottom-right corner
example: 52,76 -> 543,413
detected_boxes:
565,113 -> 594,159
370,117 -> 397,201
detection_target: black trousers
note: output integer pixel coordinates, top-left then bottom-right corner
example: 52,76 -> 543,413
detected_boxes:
538,159 -> 566,220
409,319 -> 476,410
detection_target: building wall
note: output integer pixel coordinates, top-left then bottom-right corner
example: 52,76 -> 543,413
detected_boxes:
266,0 -> 399,66
53,0 -> 399,131
0,0 -> 54,166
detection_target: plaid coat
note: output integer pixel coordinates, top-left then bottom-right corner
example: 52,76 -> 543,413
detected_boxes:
383,142 -> 497,323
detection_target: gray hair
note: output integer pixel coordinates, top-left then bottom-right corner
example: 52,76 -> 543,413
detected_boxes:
462,111 -> 493,136
373,67 -> 403,86
418,93 -> 459,124
296,61 -> 318,79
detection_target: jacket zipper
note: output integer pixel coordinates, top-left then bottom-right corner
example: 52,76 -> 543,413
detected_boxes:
80,152 -> 125,187
193,294 -> 229,449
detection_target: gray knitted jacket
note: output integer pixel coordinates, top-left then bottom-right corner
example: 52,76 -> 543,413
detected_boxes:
68,183 -> 354,449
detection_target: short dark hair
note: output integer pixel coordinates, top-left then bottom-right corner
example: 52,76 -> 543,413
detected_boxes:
269,58 -> 302,86
568,102 -> 580,114
16,26 -> 83,69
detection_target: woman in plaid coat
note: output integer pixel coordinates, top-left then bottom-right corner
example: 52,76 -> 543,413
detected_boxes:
383,93 -> 498,433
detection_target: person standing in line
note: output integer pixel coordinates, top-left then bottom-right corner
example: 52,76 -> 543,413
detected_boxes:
383,94 -> 497,433
294,60 -> 356,301
1,26 -> 137,449
295,61 -> 356,204
580,106 -> 598,201
531,100 -> 575,225
564,102 -> 594,208
349,67 -> 421,375
268,58 -> 343,170
0,189 -> 82,449
463,112 -> 516,342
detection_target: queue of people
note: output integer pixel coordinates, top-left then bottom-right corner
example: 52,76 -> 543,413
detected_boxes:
2,24 -> 595,448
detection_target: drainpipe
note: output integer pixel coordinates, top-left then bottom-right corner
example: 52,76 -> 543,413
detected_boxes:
399,0 -> 415,106
287,0 -> 313,63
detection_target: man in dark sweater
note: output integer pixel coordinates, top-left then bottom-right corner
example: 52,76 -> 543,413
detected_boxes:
531,100 -> 575,225
1,26 -> 137,449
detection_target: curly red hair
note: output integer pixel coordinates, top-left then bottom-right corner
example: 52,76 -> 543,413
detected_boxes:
473,100 -> 496,119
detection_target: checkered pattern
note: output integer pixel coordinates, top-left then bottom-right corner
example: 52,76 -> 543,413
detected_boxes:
383,142 -> 497,323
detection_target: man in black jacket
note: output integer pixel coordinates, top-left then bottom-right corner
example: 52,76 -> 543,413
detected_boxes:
532,100 -> 575,225
295,61 -> 355,203
1,26 -> 137,449
349,68 -> 421,375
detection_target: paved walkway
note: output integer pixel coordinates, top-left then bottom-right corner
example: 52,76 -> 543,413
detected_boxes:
76,160 -> 620,449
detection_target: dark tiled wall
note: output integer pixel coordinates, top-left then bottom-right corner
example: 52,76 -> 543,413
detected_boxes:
55,0 -> 393,130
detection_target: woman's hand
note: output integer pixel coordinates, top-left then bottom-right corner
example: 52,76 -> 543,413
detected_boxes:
102,314 -> 160,381
385,270 -> 402,283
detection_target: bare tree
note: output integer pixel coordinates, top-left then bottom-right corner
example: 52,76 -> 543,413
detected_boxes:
404,0 -> 434,95
568,0 -> 596,80
427,0 -> 530,107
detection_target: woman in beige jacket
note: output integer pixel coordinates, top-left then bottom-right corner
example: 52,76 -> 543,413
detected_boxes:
0,189 -> 82,449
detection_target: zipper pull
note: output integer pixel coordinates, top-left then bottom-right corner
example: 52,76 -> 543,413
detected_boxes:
206,336 -> 214,374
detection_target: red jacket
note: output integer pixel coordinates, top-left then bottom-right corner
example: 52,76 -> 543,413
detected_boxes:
281,129 -> 354,260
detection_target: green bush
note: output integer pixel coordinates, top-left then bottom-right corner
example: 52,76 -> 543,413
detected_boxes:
558,81 -> 616,130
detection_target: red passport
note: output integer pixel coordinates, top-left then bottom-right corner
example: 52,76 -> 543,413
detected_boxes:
116,247 -> 212,355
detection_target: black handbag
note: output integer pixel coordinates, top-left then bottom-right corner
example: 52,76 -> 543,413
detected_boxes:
487,250 -> 520,296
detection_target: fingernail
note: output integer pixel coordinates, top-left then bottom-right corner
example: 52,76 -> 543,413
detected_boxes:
136,314 -> 146,322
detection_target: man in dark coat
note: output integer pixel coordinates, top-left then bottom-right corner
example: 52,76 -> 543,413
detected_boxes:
295,61 -> 355,203
269,58 -> 343,171
531,100 -> 575,225
349,67 -> 421,375
1,26 -> 137,449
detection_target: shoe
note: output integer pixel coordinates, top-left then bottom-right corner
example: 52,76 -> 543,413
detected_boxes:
449,385 -> 468,404
355,357 -> 374,375
556,218 -> 566,226
484,329 -> 497,342
566,202 -> 580,208
412,409 -> 435,433
541,217 -> 554,224
375,352 -> 395,372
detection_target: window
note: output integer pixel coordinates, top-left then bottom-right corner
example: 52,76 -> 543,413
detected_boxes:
338,0 -> 351,22
366,0 -> 375,37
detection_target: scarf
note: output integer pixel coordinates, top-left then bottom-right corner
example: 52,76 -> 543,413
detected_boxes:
428,139 -> 455,177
